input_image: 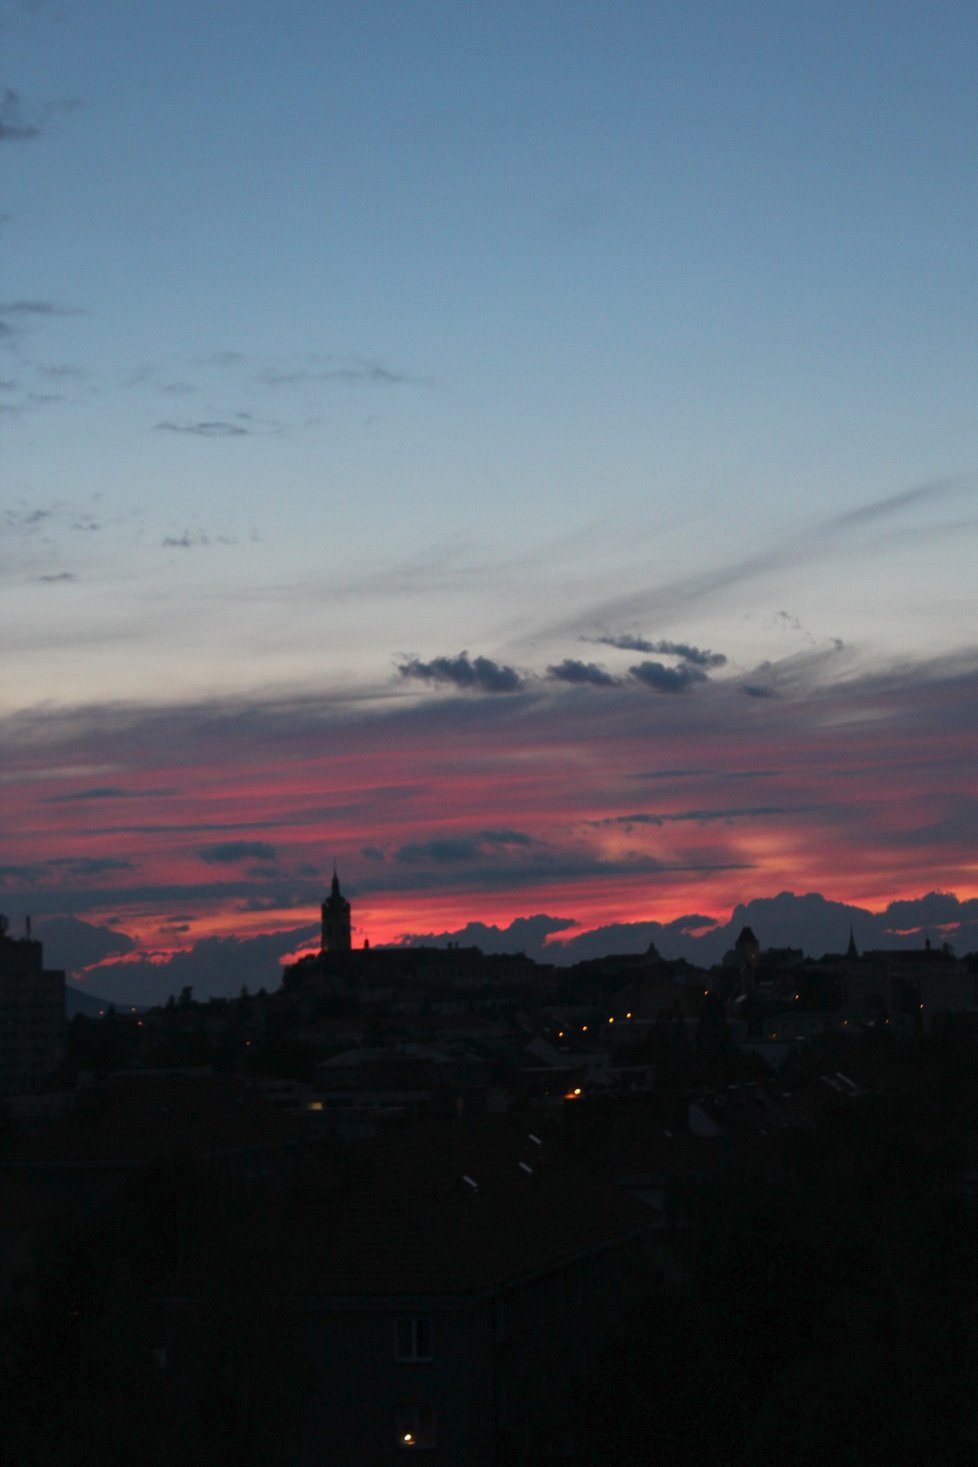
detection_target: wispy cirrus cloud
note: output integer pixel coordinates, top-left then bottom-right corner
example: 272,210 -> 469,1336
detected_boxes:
256,354 -> 418,388
154,419 -> 253,438
0,300 -> 84,318
569,479 -> 975,640
597,633 -> 726,668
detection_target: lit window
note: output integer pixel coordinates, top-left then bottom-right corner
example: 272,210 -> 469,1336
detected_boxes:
396,1317 -> 433,1362
396,1405 -> 435,1449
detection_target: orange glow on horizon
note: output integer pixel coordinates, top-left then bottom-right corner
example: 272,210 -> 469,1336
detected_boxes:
5,657 -> 977,968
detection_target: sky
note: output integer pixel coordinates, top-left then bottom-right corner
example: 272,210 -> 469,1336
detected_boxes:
3,1 -> 978,998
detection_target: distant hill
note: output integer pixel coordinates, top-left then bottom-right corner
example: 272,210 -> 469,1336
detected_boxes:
65,985 -> 135,1018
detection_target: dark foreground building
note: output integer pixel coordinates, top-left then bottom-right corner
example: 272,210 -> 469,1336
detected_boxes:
0,915 -> 64,1097
161,1117 -> 651,1466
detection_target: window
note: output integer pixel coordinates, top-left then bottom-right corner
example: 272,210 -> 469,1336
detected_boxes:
396,1405 -> 435,1449
396,1316 -> 433,1362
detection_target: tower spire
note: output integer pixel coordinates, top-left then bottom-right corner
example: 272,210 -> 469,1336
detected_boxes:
321,867 -> 351,954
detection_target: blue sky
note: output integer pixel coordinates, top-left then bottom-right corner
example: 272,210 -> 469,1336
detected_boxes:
3,1 -> 978,981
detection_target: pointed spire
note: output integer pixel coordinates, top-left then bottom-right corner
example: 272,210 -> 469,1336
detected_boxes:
321,865 -> 352,953
846,925 -> 858,961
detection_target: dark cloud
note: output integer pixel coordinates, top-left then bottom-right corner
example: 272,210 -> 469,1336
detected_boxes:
87,819 -> 284,837
36,571 -> 76,583
632,768 -> 711,780
356,851 -> 750,897
0,856 -> 135,887
394,914 -> 577,956
237,890 -> 311,913
48,857 -> 134,878
547,915 -> 720,965
32,915 -> 138,973
629,660 -> 707,693
0,877 -> 323,922
4,650 -> 977,940
547,659 -> 617,687
599,634 -> 726,668
56,889 -> 978,1004
198,841 -> 278,865
0,89 -> 39,141
397,651 -> 523,694
72,926 -> 320,1005
0,863 -> 49,884
540,890 -> 978,966
596,633 -> 655,653
631,768 -> 776,782
589,806 -> 792,829
154,420 -> 251,437
882,891 -> 978,933
2,500 -> 104,542
43,786 -> 131,803
3,506 -> 51,533
161,530 -> 233,548
394,830 -> 537,865
742,683 -> 776,698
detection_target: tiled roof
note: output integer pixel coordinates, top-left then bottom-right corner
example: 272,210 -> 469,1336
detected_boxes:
163,1117 -> 650,1301
11,1075 -> 314,1166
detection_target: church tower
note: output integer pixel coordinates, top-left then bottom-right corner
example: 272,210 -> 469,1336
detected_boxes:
321,869 -> 352,954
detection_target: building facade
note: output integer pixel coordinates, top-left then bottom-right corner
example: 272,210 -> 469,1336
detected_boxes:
0,916 -> 65,1096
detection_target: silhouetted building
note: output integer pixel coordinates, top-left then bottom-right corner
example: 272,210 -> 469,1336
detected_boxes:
0,915 -> 65,1096
321,869 -> 352,954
